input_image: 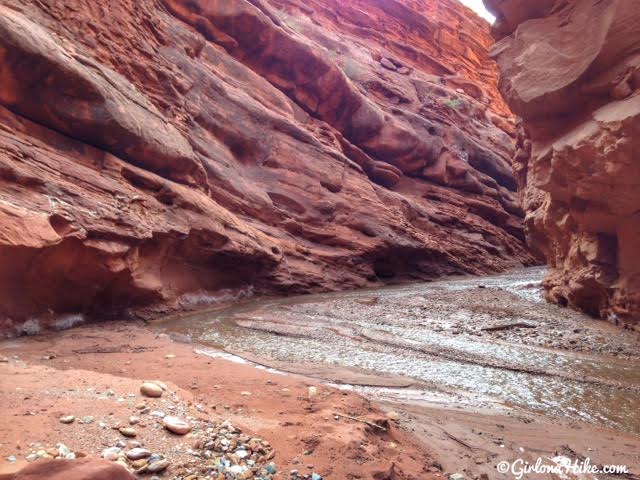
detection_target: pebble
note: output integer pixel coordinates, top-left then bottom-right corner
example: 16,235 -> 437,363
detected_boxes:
163,416 -> 192,435
129,416 -> 140,425
57,444 -> 75,459
126,448 -> 152,460
312,474 -> 323,480
59,415 -> 75,424
140,382 -> 163,398
0,356 -> 9,363
240,391 -> 252,396
235,448 -> 249,459
80,416 -> 94,424
165,354 -> 176,359
102,447 -> 121,461
131,459 -> 148,469
265,462 -> 277,474
308,386 -> 318,399
6,456 -> 16,463
146,458 -> 170,473
449,474 -> 466,480
119,427 -> 137,438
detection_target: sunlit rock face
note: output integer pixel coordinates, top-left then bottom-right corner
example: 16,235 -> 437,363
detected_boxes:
0,0 -> 535,335
486,0 -> 640,325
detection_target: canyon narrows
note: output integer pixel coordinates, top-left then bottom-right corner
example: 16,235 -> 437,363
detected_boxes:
0,0 -> 536,335
2,1 -> 640,480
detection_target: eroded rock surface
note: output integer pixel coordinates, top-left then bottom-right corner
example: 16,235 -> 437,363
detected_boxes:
0,0 -> 535,335
487,0 -> 640,324
0,458 -> 135,480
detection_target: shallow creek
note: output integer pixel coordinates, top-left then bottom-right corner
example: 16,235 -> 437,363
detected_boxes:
157,267 -> 640,434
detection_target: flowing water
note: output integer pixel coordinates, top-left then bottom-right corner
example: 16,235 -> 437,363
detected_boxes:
157,267 -> 640,434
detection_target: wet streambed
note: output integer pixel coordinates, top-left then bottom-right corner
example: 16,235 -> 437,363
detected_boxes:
157,267 -> 640,434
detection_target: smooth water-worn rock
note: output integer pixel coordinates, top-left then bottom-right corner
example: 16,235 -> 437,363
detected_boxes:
162,416 -> 192,435
140,383 -> 164,398
0,458 -> 135,480
486,0 -> 640,325
0,0 -> 535,335
126,448 -> 151,461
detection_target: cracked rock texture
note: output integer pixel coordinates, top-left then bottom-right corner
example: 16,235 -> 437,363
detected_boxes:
0,0 -> 535,335
486,0 -> 640,324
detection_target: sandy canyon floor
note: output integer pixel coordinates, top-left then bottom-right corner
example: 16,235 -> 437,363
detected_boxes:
1,269 -> 640,479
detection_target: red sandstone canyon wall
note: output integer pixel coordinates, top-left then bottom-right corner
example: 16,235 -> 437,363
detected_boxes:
0,0 -> 535,335
486,0 -> 640,325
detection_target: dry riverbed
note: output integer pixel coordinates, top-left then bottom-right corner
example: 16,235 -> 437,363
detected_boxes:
2,269 -> 640,479
0,323 -> 432,479
0,321 -> 637,479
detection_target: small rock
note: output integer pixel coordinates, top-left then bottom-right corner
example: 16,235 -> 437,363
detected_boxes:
312,474 -> 323,480
140,382 -> 163,398
308,386 -> 318,399
59,415 -> 75,424
7,455 -> 16,463
165,354 -> 176,359
0,356 -> 10,363
131,459 -> 148,469
240,391 -> 252,396
147,459 -> 170,473
119,427 -> 137,438
46,448 -> 59,457
235,449 -> 249,459
57,444 -> 72,458
129,416 -> 140,425
449,474 -> 466,480
265,462 -> 277,474
162,416 -> 192,435
80,416 -> 94,424
126,448 -> 152,460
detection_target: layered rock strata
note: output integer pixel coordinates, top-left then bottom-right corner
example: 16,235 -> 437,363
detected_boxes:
486,0 -> 640,324
0,0 -> 534,334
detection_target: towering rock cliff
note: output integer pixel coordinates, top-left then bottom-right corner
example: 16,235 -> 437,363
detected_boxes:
0,0 -> 535,335
486,0 -> 640,325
